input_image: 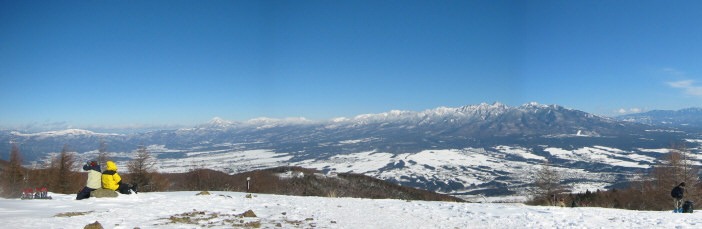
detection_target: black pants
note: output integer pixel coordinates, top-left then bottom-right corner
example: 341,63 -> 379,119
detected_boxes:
116,183 -> 132,194
76,187 -> 95,200
675,198 -> 684,210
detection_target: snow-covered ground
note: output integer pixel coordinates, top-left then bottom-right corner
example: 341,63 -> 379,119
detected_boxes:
1,191 -> 701,228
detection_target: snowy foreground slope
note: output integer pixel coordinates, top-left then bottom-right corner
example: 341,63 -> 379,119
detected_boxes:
1,192 -> 701,229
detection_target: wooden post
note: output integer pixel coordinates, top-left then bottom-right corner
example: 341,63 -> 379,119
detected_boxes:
247,177 -> 251,191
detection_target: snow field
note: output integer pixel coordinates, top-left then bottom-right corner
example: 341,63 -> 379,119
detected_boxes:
133,146 -> 619,196
545,146 -> 654,168
494,145 -> 547,161
300,148 -> 614,195
151,149 -> 292,174
1,191 -> 702,228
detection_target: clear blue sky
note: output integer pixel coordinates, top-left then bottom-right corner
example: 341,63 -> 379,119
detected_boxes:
1,0 -> 701,131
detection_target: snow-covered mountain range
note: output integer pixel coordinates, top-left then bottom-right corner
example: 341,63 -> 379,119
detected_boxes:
617,107 -> 702,130
2,102 -> 701,197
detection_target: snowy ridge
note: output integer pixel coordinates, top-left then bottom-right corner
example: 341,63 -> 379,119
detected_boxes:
616,107 -> 702,128
10,129 -> 122,138
196,102 -> 568,127
245,117 -> 318,129
8,102 -> 616,136
347,102 -> 511,125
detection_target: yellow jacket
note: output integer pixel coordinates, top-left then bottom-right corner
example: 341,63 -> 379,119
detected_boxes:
102,161 -> 122,190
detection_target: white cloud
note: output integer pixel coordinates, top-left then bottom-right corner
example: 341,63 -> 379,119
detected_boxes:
663,68 -> 685,76
667,80 -> 692,88
667,80 -> 702,97
616,107 -> 645,114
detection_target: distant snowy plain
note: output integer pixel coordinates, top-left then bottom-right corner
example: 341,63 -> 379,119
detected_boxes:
130,144 -> 677,196
1,191 -> 701,229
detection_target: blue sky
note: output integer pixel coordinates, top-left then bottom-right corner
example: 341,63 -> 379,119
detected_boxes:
1,0 -> 701,131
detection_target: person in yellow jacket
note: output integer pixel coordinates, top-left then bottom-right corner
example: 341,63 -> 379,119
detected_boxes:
102,161 -> 138,194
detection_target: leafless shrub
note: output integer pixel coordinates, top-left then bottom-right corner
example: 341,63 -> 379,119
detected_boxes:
0,142 -> 24,197
47,145 -> 81,194
97,140 -> 111,172
527,160 -> 567,206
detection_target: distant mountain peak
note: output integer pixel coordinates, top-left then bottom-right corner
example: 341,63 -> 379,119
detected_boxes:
208,117 -> 228,123
460,101 -> 508,109
200,117 -> 235,129
520,102 -> 546,108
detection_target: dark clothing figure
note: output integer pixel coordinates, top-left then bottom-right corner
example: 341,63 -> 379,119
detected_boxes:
76,161 -> 101,200
671,182 -> 686,212
671,183 -> 685,199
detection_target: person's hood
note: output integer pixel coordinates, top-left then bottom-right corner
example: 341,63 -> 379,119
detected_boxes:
106,161 -> 117,171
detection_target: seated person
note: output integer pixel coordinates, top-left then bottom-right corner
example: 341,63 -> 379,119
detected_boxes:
76,160 -> 101,200
102,161 -> 138,194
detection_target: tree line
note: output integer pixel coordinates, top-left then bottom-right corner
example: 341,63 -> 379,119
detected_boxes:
0,141 -> 166,198
529,142 -> 700,210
